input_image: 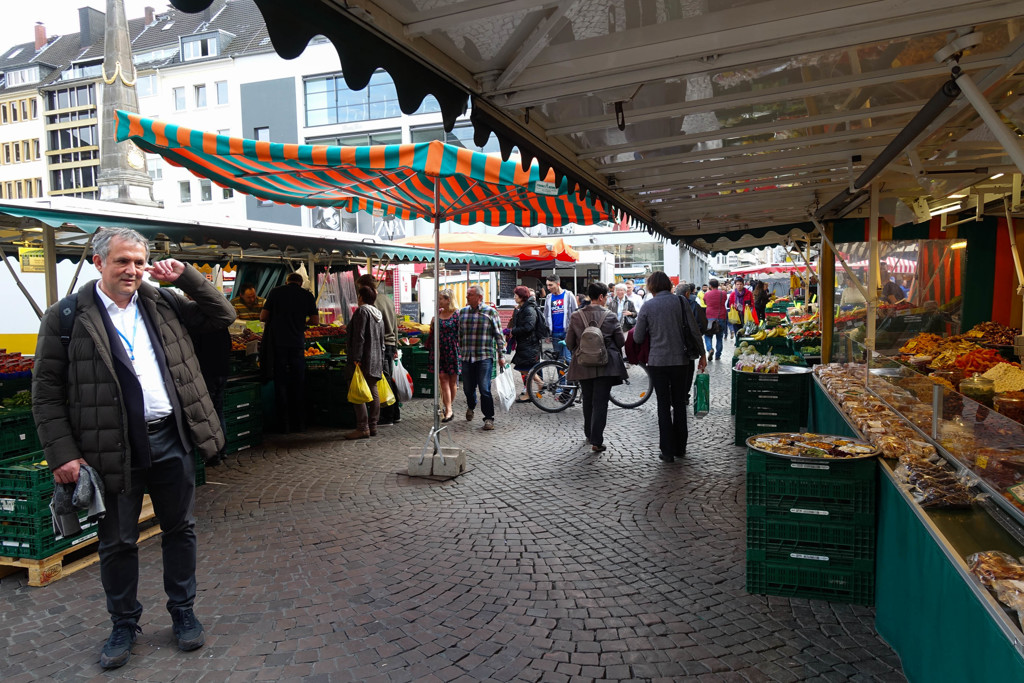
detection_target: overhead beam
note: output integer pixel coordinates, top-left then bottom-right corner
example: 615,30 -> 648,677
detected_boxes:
403,0 -> 558,37
577,100 -> 923,160
543,54 -> 1008,137
497,2 -> 1023,105
494,0 -> 576,91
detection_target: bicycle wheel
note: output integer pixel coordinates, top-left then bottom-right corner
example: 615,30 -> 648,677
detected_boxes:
527,360 -> 579,413
609,362 -> 652,409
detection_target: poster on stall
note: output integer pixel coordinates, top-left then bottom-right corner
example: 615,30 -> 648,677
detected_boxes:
18,247 -> 45,273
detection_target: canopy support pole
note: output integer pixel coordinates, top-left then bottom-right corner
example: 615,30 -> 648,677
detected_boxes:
1004,197 -> 1024,327
810,217 -> 871,302
433,188 -> 442,440
0,244 -> 44,319
866,182 -> 880,379
819,226 -> 836,363
953,68 -> 1024,176
43,223 -> 58,308
66,233 -> 96,297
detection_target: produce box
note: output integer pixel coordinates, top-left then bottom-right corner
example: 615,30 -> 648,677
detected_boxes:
737,337 -> 794,355
223,382 -> 261,413
746,556 -> 874,605
0,377 -> 32,400
0,505 -> 97,560
731,366 -> 810,424
0,409 -> 41,459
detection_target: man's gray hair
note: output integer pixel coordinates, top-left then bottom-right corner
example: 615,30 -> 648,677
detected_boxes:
467,284 -> 485,296
93,227 -> 150,262
614,283 -> 626,293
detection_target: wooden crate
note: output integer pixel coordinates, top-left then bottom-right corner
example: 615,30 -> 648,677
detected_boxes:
0,495 -> 160,587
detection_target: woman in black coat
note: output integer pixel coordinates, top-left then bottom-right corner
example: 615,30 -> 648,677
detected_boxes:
509,285 -> 542,402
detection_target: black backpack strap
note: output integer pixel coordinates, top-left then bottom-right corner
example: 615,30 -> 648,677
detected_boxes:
58,292 -> 79,348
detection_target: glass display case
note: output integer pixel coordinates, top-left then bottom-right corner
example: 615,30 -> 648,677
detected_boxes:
832,238 -> 965,358
833,348 -> 1024,540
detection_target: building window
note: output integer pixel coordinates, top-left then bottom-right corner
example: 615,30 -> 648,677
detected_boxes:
1,105 -> 6,124
200,179 -> 212,201
215,81 -> 228,105
147,157 -> 163,181
222,187 -> 233,199
5,66 -> 41,87
307,130 -> 402,147
34,179 -> 42,196
179,181 -> 191,203
13,144 -> 20,163
254,127 -> 270,142
303,70 -> 401,126
217,128 -> 230,137
10,104 -> 18,122
182,35 -> 219,61
411,122 -> 500,154
136,74 -> 157,98
194,84 -> 206,108
32,139 -> 39,159
173,87 -> 185,111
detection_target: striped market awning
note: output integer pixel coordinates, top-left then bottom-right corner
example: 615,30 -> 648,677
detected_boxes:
115,110 -> 614,228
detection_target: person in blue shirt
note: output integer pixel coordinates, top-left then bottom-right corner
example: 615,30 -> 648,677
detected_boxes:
542,274 -> 578,361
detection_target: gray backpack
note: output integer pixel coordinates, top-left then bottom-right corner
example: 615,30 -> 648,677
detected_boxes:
577,311 -> 609,367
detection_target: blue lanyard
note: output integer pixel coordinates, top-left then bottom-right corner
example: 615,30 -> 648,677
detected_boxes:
116,306 -> 140,361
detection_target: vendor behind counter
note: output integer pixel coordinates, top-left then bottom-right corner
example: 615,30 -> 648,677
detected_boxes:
231,281 -> 265,320
260,273 -> 319,433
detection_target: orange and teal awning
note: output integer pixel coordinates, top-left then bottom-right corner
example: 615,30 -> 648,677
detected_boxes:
114,110 -> 614,228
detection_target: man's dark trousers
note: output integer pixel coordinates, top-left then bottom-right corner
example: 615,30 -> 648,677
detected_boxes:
97,420 -> 196,624
272,345 -> 306,432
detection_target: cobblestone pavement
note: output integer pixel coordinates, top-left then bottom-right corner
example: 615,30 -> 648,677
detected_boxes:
1,337 -> 906,682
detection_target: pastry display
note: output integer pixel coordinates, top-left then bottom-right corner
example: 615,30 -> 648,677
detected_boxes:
747,433 -> 879,460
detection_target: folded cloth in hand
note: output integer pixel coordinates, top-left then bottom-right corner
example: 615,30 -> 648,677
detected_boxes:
50,464 -> 106,537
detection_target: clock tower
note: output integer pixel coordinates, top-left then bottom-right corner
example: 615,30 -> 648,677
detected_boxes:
97,0 -> 160,206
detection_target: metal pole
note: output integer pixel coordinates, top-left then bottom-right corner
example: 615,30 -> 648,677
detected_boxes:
804,237 -> 811,308
954,68 -> 1024,176
1005,197 -> 1024,327
433,185 -> 442,439
866,182 -> 880,378
810,217 -> 871,302
66,233 -> 96,296
0,245 -> 44,318
42,223 -> 58,308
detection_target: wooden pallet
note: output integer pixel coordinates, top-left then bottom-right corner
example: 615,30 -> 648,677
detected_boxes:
0,496 -> 161,587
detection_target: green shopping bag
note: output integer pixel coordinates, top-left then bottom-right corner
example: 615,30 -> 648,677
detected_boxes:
693,370 -> 710,417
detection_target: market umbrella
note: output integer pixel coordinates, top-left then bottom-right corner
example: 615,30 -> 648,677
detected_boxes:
395,232 -> 578,270
114,110 -> 614,454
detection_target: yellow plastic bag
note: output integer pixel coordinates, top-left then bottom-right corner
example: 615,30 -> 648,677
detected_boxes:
347,364 -> 373,404
727,307 -> 741,325
377,375 -> 396,406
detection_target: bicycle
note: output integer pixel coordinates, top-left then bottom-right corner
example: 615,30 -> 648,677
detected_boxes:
526,340 -> 652,413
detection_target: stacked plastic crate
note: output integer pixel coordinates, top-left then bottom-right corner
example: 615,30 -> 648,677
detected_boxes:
403,348 -> 433,398
745,446 -> 877,605
0,410 -> 99,559
222,382 -> 263,456
732,367 -> 811,446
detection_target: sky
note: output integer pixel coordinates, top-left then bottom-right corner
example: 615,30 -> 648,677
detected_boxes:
2,1 -> 163,53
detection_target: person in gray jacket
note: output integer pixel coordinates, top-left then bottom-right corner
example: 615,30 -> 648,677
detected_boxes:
565,282 -> 627,452
633,271 -> 707,462
32,227 -> 236,669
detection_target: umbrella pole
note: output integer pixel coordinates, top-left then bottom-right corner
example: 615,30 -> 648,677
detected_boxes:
433,190 -> 442,440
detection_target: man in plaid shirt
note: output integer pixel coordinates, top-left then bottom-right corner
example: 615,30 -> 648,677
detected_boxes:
458,285 -> 506,431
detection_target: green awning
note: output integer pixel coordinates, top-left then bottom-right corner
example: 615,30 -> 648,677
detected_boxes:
0,201 -> 519,269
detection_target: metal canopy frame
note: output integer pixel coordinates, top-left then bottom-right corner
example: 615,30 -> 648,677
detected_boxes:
168,0 -> 1024,249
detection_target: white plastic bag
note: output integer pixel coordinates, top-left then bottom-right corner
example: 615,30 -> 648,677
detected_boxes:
491,366 -> 517,412
393,357 -> 414,402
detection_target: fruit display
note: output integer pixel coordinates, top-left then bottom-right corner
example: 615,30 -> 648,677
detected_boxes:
800,345 -> 822,356
954,348 -> 1012,375
964,321 -> 1019,347
983,364 -> 1024,393
0,351 -> 33,377
305,324 -> 345,338
231,328 -> 262,351
304,345 -> 327,357
748,327 -> 788,341
2,390 -> 31,408
733,352 -> 780,373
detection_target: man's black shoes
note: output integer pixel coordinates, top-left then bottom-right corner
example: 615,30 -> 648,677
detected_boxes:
100,622 -> 141,669
171,608 -> 206,652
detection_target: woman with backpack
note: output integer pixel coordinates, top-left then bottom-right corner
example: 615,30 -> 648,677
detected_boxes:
509,286 -> 543,403
565,282 -> 627,452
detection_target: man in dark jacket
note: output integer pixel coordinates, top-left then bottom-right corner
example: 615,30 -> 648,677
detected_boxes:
260,272 -> 318,433
32,227 -> 236,669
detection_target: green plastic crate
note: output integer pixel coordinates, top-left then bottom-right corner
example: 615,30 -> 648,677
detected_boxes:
747,448 -> 878,481
747,517 -> 876,560
0,509 -> 98,559
0,451 -> 53,496
0,489 -> 51,518
735,417 -> 803,447
0,377 -> 32,399
0,409 -> 40,458
746,557 -> 875,605
223,382 -> 261,412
